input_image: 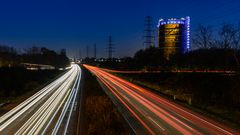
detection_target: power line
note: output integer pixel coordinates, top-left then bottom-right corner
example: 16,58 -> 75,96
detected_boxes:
143,16 -> 155,49
79,48 -> 81,59
86,45 -> 89,58
93,43 -> 96,58
107,36 -> 114,59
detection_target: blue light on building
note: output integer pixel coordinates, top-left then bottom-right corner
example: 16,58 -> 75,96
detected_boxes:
157,16 -> 190,60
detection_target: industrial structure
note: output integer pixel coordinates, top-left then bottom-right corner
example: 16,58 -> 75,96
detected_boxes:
107,36 -> 114,59
143,16 -> 155,48
86,45 -> 89,58
93,43 -> 97,58
158,16 -> 190,60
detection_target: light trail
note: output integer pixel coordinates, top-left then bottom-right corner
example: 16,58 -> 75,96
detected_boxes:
63,67 -> 82,135
52,65 -> 82,135
0,64 -> 82,135
84,64 -> 239,135
100,67 -> 236,74
97,76 -> 155,134
15,72 -> 75,135
41,87 -> 70,135
0,70 -> 71,125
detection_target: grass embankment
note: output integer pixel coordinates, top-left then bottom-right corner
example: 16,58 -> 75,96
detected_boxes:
116,72 -> 240,129
0,67 -> 65,116
81,66 -> 130,135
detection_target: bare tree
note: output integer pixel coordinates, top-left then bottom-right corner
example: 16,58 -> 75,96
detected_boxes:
232,23 -> 240,66
24,46 -> 41,55
232,23 -> 240,49
215,23 -> 240,66
192,24 -> 213,49
218,23 -> 237,49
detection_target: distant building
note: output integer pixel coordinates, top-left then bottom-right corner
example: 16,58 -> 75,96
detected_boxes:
22,63 -> 55,70
158,16 -> 190,60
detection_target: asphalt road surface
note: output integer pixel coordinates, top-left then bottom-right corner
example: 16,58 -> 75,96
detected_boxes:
84,64 -> 239,135
0,64 -> 82,135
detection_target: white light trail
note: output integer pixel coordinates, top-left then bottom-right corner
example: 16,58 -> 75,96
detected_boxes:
0,64 -> 82,135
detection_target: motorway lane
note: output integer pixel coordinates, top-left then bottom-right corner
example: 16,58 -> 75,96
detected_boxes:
84,65 -> 239,135
52,65 -> 82,135
0,64 -> 82,135
100,68 -> 236,74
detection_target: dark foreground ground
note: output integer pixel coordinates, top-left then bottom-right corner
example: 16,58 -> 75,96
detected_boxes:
79,66 -> 131,135
115,72 -> 240,130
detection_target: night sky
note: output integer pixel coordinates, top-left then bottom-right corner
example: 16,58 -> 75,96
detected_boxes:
0,0 -> 239,58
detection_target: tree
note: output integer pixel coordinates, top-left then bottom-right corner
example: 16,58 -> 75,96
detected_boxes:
214,23 -> 240,66
218,23 -> 237,49
24,46 -> 41,54
0,45 -> 17,67
21,46 -> 70,68
134,47 -> 164,69
60,49 -> 66,56
192,24 -> 213,49
232,23 -> 240,49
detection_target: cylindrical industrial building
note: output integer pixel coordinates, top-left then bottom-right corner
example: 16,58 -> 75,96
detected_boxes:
158,17 -> 190,60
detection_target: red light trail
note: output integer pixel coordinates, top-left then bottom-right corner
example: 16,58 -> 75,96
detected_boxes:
100,67 -> 235,74
84,64 -> 239,135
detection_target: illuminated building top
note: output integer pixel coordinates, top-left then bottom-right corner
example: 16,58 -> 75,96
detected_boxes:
157,18 -> 187,27
158,16 -> 190,55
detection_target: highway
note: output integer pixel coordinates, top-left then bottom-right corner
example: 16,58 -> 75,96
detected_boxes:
84,65 -> 239,135
0,64 -> 82,135
100,68 -> 235,74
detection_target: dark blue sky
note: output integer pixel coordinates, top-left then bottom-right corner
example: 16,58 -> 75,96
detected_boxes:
0,0 -> 239,58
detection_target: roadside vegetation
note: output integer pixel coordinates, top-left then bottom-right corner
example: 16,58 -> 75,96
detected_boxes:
81,66 -> 130,135
0,45 -> 70,116
116,72 -> 240,129
0,45 -> 70,68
